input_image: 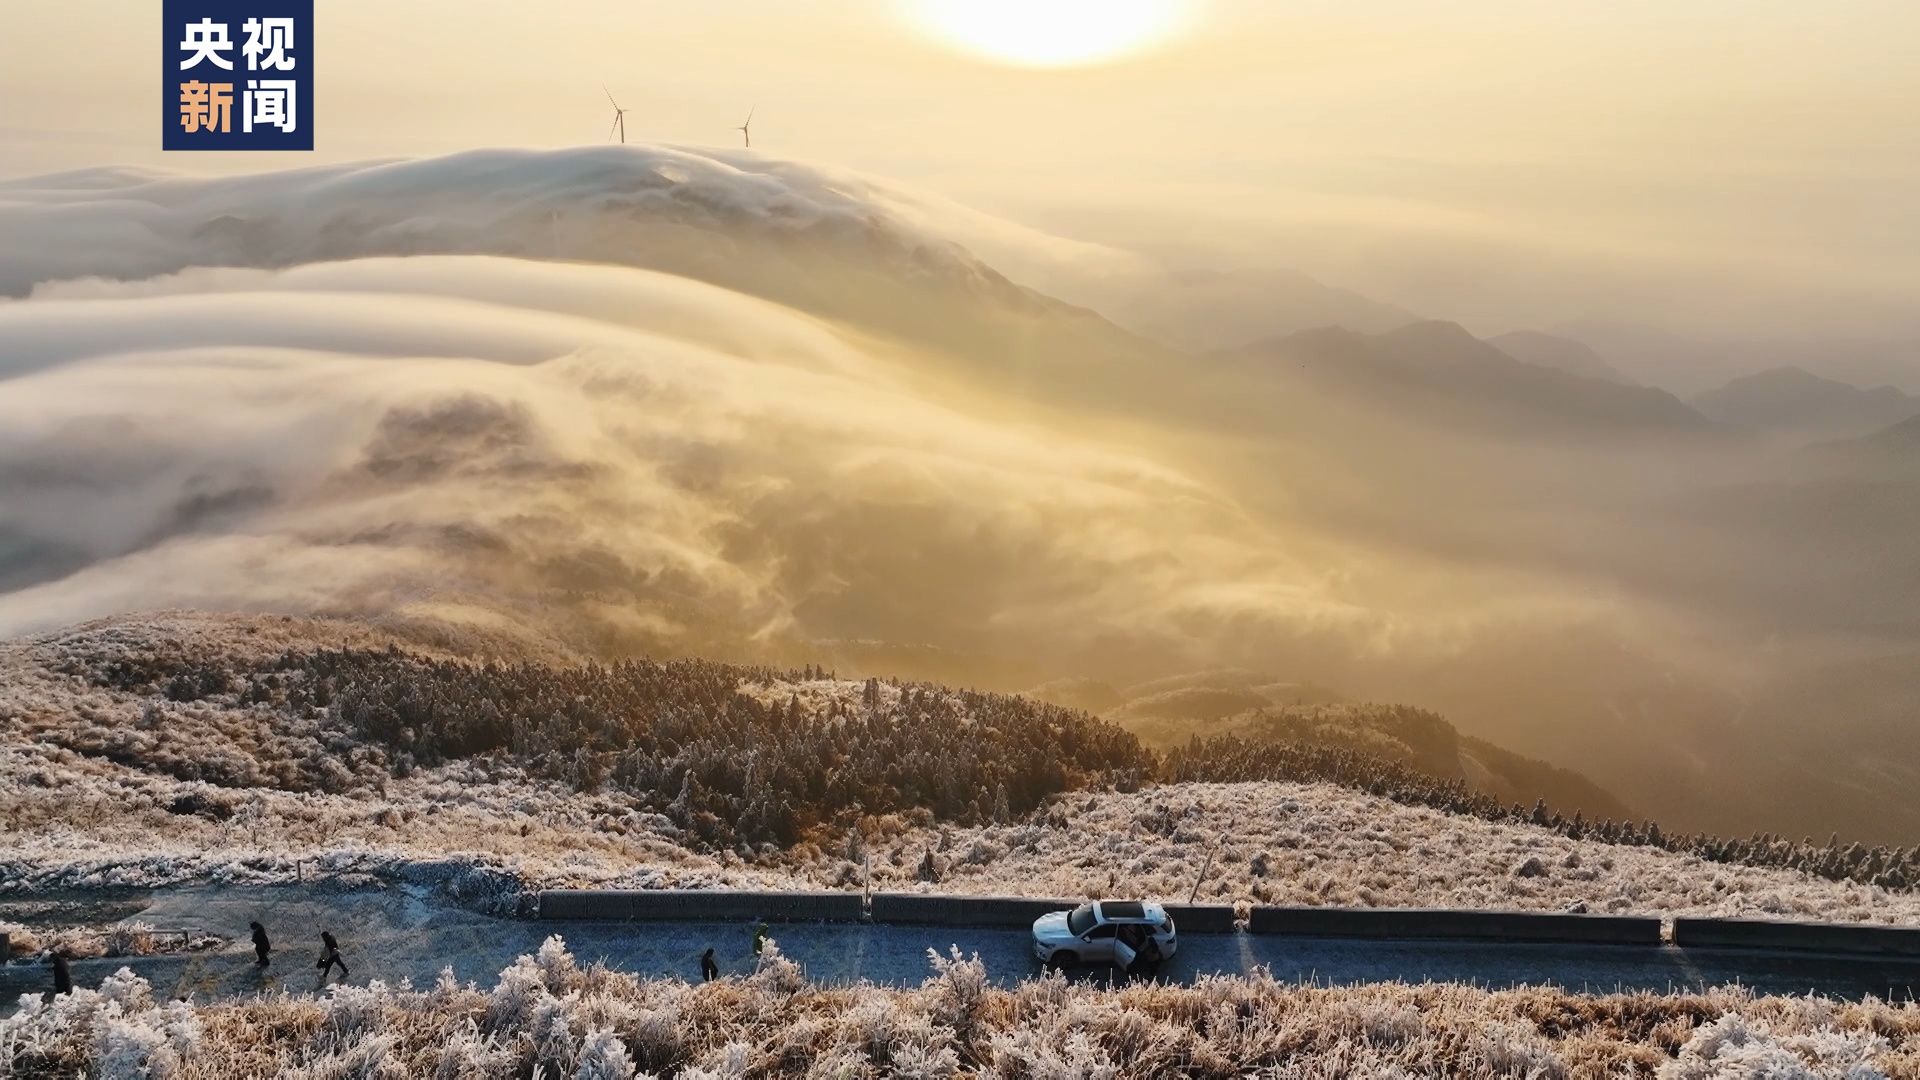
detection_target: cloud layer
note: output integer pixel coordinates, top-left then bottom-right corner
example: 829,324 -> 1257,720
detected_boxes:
0,146 -> 1757,684
0,246 -> 1380,671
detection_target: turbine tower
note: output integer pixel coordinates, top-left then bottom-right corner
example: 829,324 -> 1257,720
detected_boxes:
604,85 -> 629,144
736,106 -> 754,148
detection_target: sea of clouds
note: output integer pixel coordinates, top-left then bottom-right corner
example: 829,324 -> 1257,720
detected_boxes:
0,147 -> 1380,666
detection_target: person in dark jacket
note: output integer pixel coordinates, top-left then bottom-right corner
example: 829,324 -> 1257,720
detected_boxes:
316,931 -> 348,984
250,922 -> 271,967
51,951 -> 72,996
700,947 -> 719,982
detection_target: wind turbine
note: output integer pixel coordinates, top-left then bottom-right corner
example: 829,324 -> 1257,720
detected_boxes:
736,106 -> 754,148
604,85 -> 629,144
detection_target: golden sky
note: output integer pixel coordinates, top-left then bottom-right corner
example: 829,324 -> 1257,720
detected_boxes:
3,0 -> 1917,337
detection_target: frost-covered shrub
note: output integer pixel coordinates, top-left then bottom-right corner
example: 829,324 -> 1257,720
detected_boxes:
922,947 -> 988,1047
530,992 -> 579,1073
623,1003 -> 683,1072
430,1018 -> 516,1080
682,1040 -> 754,1078
96,967 -> 154,1013
1659,1013 -> 1889,1079
574,1027 -> 639,1080
535,934 -> 584,993
889,1040 -> 961,1079
94,1012 -> 174,1080
324,980 -> 393,1041
748,938 -> 804,996
1467,1020 -> 1563,1077
104,921 -> 156,957
989,1027 -> 1120,1080
309,1031 -> 403,1079
487,952 -> 557,1031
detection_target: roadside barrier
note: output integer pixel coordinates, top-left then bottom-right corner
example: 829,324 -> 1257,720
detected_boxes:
867,894 -> 1078,928
1162,904 -> 1238,934
539,890 -> 864,923
1247,906 -> 1662,945
1672,917 -> 1920,957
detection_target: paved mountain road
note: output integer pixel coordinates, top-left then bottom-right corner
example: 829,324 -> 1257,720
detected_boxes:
7,886 -> 1920,1008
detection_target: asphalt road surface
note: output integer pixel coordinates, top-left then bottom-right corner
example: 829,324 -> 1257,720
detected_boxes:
8,885 -> 1920,1009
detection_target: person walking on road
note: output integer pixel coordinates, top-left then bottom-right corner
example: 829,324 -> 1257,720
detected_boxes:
250,922 -> 272,968
51,951 -> 72,996
700,947 -> 719,982
751,923 -> 769,957
316,930 -> 349,985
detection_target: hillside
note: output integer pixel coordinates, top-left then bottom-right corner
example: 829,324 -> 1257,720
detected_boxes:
7,614 -> 1920,928
1044,671 -> 1634,825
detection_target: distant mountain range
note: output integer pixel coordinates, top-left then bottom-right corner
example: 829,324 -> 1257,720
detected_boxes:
1226,321 -> 1711,437
1486,331 -> 1638,385
1692,366 -> 1920,443
1550,322 -> 1920,397
1850,413 -> 1920,454
1110,266 -> 1421,351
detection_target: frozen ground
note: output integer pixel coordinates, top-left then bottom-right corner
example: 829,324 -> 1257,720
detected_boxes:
848,784 -> 1920,925
12,753 -> 1919,927
8,614 -> 1920,933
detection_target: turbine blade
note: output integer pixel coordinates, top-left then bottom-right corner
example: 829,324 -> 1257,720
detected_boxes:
604,84 -> 620,109
745,105 -> 755,124
609,114 -> 621,141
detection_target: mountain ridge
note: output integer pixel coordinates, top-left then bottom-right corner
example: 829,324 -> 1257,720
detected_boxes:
1692,366 -> 1920,442
1227,320 -> 1713,437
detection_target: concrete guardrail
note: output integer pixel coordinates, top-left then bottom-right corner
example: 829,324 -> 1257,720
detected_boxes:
1162,904 -> 1238,934
1672,917 -> 1920,957
866,895 -> 1239,933
868,894 -> 1077,928
539,890 -> 864,923
1248,906 -> 1662,945
541,891 -> 1244,935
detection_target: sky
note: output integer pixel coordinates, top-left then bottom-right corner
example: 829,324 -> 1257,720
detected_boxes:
3,0 -> 1918,340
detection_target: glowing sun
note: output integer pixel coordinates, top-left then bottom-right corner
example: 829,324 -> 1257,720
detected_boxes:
907,0 -> 1192,68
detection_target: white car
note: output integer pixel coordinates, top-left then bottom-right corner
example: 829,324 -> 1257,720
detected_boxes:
1032,900 -> 1177,969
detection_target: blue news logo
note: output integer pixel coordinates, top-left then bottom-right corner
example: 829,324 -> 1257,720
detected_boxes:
163,1 -> 313,150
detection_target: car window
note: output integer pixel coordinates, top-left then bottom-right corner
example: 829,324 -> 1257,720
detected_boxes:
1086,924 -> 1116,939
1066,904 -> 1097,936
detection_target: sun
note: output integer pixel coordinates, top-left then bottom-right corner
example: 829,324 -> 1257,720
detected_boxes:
907,0 -> 1192,68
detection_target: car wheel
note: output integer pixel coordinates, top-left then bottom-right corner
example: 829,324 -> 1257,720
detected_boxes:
1048,951 -> 1077,969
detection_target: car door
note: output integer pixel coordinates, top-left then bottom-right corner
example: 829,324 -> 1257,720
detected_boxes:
1111,932 -> 1137,971
1083,922 -> 1117,963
